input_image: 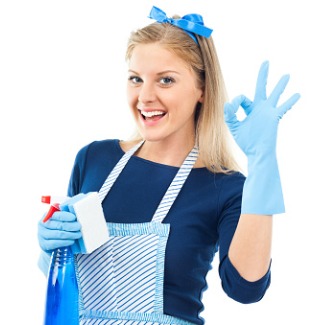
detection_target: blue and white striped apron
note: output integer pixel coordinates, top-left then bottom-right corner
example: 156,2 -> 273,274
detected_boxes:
75,141 -> 198,325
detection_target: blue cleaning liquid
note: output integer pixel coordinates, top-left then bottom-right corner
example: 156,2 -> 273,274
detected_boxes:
44,247 -> 79,324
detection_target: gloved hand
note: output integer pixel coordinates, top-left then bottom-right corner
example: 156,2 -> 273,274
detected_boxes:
224,60 -> 300,215
38,209 -> 82,253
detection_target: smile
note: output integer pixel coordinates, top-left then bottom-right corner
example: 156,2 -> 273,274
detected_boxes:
139,110 -> 166,121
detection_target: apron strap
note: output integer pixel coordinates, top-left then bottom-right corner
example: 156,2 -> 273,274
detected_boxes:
98,140 -> 199,223
151,146 -> 198,223
98,140 -> 144,203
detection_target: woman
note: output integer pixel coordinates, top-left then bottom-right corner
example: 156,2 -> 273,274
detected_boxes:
38,6 -> 300,325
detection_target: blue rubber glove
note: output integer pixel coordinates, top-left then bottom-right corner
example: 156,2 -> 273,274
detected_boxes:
38,209 -> 82,253
224,61 -> 300,215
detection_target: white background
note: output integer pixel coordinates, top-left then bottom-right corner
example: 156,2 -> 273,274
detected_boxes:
0,0 -> 324,324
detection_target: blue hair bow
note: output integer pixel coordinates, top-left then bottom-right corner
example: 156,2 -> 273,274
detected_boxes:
148,6 -> 213,44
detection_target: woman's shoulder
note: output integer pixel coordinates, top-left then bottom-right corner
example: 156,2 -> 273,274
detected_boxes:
220,170 -> 246,188
195,169 -> 245,199
74,139 -> 122,163
79,138 -> 120,152
82,139 -> 141,154
188,169 -> 245,203
217,170 -> 246,203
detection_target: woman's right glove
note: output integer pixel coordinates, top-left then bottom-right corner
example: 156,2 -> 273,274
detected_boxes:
38,210 -> 82,254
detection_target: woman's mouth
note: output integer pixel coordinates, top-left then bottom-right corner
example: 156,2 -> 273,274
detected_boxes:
139,110 -> 166,122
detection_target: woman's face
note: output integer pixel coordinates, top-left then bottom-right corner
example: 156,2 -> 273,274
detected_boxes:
127,43 -> 203,145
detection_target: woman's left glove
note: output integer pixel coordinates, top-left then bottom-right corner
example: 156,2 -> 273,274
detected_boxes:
38,210 -> 82,253
224,61 -> 300,215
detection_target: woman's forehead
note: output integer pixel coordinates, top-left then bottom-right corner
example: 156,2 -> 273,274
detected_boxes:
129,43 -> 192,71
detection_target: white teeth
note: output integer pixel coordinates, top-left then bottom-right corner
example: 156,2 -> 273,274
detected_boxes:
141,110 -> 165,117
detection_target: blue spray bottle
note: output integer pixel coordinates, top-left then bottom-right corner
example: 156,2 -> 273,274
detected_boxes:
42,196 -> 79,324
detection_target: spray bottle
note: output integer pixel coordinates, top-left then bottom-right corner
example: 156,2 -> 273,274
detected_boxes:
41,195 -> 79,325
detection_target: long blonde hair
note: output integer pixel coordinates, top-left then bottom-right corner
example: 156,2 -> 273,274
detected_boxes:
125,19 -> 240,173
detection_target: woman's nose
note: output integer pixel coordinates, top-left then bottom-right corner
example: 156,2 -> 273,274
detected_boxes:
138,82 -> 156,103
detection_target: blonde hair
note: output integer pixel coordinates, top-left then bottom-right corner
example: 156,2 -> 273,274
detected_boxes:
125,19 -> 240,173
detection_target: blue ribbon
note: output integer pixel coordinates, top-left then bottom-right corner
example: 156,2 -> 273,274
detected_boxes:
148,6 -> 213,44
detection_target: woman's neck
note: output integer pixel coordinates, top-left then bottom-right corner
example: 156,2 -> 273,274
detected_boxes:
137,140 -> 195,167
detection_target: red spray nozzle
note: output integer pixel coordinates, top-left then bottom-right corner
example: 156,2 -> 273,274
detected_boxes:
41,195 -> 61,223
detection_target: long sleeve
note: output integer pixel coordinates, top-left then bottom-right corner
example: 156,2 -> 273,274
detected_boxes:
217,172 -> 271,303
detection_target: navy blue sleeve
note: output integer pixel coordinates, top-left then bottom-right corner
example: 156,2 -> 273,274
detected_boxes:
220,258 -> 271,303
217,172 -> 271,303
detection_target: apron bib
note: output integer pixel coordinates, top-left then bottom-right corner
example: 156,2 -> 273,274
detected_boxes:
75,141 -> 198,325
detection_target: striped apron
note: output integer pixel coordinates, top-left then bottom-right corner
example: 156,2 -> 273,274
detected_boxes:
75,141 -> 198,325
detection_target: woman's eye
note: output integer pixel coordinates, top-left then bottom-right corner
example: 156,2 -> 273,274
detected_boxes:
128,76 -> 142,84
160,77 -> 174,85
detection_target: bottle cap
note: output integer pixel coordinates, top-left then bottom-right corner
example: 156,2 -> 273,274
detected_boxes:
41,195 -> 68,205
41,196 -> 51,204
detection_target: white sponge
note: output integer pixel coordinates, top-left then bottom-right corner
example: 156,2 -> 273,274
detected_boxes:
66,192 -> 109,254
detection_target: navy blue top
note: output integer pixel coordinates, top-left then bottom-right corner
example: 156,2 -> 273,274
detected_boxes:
67,139 -> 271,324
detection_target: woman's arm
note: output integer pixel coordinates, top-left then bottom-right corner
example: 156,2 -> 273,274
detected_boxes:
224,61 -> 300,282
228,213 -> 272,281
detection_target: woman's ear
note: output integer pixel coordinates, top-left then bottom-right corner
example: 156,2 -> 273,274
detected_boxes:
198,91 -> 204,103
